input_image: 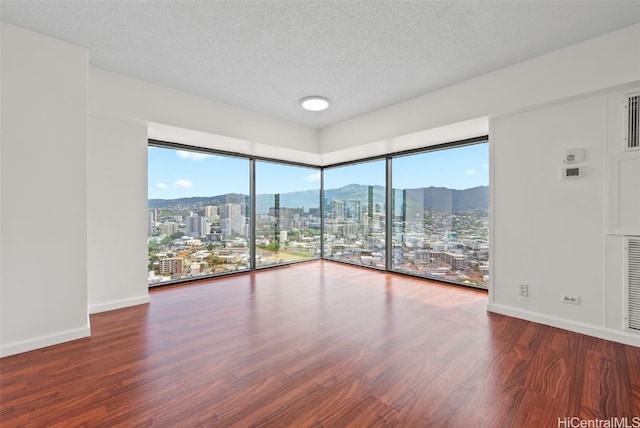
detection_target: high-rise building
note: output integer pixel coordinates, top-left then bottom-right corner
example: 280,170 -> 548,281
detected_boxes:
158,258 -> 183,274
344,200 -> 361,221
204,205 -> 218,222
269,205 -> 302,231
149,208 -> 161,223
160,222 -> 179,236
148,211 -> 155,236
329,199 -> 345,220
220,203 -> 244,237
186,213 -> 207,237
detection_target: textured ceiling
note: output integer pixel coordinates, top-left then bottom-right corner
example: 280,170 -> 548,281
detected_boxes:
2,1 -> 640,129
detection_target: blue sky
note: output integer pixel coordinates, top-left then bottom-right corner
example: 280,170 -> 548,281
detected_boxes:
391,143 -> 489,189
148,143 -> 488,199
148,147 -> 250,199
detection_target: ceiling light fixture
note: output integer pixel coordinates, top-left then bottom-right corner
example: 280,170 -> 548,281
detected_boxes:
300,96 -> 330,111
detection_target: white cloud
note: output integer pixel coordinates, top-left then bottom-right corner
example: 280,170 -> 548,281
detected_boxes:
176,150 -> 213,161
156,182 -> 168,190
174,179 -> 194,188
304,172 -> 321,182
465,169 -> 476,176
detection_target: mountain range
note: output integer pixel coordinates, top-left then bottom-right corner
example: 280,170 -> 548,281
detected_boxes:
149,184 -> 488,214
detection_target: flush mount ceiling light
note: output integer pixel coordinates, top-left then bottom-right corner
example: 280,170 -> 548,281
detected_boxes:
300,96 -> 330,111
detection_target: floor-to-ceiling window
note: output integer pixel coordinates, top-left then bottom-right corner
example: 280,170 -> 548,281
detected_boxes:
323,159 -> 387,268
148,137 -> 488,289
255,160 -> 321,267
391,142 -> 489,288
148,145 -> 250,285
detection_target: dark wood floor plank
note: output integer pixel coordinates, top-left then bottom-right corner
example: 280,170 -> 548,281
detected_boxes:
1,260 -> 639,427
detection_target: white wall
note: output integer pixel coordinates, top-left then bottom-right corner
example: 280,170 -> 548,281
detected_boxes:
488,88 -> 640,347
490,96 -> 607,327
87,117 -> 150,313
0,23 -> 90,357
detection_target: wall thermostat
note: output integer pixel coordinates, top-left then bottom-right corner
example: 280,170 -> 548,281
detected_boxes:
562,166 -> 585,179
564,148 -> 585,164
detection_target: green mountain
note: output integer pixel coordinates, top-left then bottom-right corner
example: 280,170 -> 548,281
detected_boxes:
149,184 -> 488,214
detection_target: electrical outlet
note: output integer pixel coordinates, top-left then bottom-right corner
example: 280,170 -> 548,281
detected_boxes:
518,284 -> 528,297
561,295 -> 580,305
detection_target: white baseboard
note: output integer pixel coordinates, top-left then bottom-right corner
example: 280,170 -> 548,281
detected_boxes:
0,325 -> 91,358
89,295 -> 150,314
1,296 -> 150,358
487,303 -> 640,348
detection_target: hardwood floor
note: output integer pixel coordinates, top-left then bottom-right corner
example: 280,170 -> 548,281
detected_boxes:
1,260 -> 639,427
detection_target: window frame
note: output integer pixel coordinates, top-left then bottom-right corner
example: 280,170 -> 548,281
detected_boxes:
322,158 -> 388,270
253,158 -> 322,269
385,137 -> 490,289
148,135 -> 489,289
148,139 -> 322,286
